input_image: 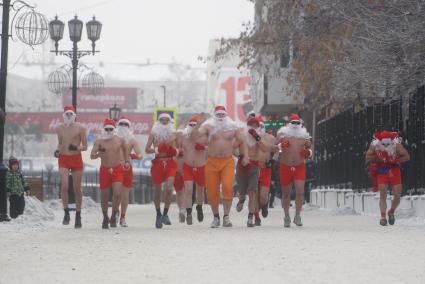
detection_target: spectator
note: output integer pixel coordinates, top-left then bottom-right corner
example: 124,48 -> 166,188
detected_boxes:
6,156 -> 30,218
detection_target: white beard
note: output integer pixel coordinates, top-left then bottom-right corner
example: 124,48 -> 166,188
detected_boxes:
182,125 -> 194,137
204,117 -> 237,135
151,122 -> 173,141
277,125 -> 310,139
245,127 -> 258,147
116,126 -> 134,142
63,113 -> 76,126
372,139 -> 397,156
99,129 -> 117,140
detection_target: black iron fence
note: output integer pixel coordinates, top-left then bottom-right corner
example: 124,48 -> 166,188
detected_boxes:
314,86 -> 425,194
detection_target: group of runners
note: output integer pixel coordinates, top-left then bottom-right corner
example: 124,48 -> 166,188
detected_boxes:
55,104 -> 409,229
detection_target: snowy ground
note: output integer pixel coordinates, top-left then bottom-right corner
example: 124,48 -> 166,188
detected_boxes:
1,197 -> 425,284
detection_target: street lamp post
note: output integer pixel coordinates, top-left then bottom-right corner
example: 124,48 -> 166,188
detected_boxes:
160,85 -> 166,107
109,104 -> 122,122
48,15 -> 102,110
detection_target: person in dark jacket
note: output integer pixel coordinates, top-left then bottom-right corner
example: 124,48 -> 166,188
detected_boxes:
6,157 -> 30,218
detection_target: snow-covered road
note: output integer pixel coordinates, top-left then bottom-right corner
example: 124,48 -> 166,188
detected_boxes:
1,200 -> 425,284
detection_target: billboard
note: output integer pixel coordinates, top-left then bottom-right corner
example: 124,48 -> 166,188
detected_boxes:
154,108 -> 177,129
62,87 -> 138,110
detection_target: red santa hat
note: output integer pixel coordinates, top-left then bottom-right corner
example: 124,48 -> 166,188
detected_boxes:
247,116 -> 260,126
288,113 -> 301,122
214,105 -> 227,115
375,130 -> 398,141
103,118 -> 116,128
63,105 -> 76,114
189,115 -> 198,123
158,112 -> 172,121
118,115 -> 131,127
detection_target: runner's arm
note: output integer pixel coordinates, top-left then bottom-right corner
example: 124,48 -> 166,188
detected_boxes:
90,140 -> 101,159
145,134 -> 156,154
79,126 -> 88,151
365,146 -> 376,163
131,140 -> 143,159
397,144 -> 410,163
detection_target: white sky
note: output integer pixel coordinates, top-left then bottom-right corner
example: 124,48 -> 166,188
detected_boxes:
6,0 -> 254,67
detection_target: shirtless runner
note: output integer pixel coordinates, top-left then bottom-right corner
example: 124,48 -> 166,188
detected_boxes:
55,105 -> 87,228
191,106 -> 248,228
90,118 -> 130,229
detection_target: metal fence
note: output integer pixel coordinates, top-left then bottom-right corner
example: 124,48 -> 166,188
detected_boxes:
23,170 -> 154,204
314,86 -> 425,194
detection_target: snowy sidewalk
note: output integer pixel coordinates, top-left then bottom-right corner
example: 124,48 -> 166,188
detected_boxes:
1,202 -> 425,284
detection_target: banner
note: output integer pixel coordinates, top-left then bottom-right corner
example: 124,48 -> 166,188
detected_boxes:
6,112 -> 153,135
154,108 -> 177,129
62,87 -> 138,110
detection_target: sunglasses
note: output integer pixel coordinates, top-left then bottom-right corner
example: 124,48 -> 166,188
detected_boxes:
118,122 -> 129,127
381,142 -> 393,147
188,123 -> 197,127
290,121 -> 301,125
104,128 -> 114,132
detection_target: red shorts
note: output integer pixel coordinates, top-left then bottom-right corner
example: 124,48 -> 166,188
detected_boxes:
123,165 -> 133,188
174,172 -> 184,192
182,163 -> 205,187
280,163 -> 305,186
151,159 -> 177,185
376,167 -> 401,186
58,153 -> 83,171
100,164 -> 124,190
259,167 -> 272,188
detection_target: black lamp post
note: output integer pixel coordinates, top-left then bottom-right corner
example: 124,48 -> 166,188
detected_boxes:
48,15 -> 102,110
109,104 -> 122,122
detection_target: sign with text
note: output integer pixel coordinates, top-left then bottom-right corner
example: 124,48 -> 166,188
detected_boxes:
6,112 -> 153,135
63,87 -> 138,110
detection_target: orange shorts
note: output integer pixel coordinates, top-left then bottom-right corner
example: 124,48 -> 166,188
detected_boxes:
205,156 -> 235,206
123,165 -> 133,188
151,159 -> 177,185
58,153 -> 83,171
174,172 -> 184,192
100,164 -> 124,190
182,163 -> 205,187
280,163 -> 305,186
259,167 -> 272,188
376,167 -> 401,186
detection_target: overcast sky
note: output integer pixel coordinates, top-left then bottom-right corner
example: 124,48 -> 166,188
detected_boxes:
6,0 -> 254,67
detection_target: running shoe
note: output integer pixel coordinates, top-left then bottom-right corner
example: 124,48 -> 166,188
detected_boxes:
380,218 -> 388,226
179,211 -> 186,223
186,214 -> 193,225
102,217 -> 109,229
255,217 -> 261,226
236,199 -> 245,212
162,214 -> 172,225
247,217 -> 255,227
196,205 -> 204,222
210,217 -> 220,228
261,205 -> 269,218
284,216 -> 291,228
155,215 -> 163,229
62,213 -> 70,225
120,217 -> 128,227
223,216 -> 233,227
293,215 -> 303,226
74,212 -> 82,229
110,213 -> 117,228
388,212 -> 396,225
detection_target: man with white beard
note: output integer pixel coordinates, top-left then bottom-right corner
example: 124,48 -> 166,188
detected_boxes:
91,118 -> 130,229
177,115 -> 208,224
116,116 -> 143,227
55,105 -> 87,228
191,106 -> 248,228
366,131 -> 409,226
277,113 -> 312,227
145,113 -> 179,229
235,116 -> 272,227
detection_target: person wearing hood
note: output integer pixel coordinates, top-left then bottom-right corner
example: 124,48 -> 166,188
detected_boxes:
276,113 -> 312,227
6,157 -> 30,218
55,105 -> 87,228
91,118 -> 130,229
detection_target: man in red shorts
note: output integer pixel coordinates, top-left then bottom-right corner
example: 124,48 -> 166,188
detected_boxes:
145,113 -> 178,229
116,116 -> 142,227
55,105 -> 87,228
178,115 -> 208,225
366,130 -> 409,226
276,113 -> 312,227
91,118 -> 130,229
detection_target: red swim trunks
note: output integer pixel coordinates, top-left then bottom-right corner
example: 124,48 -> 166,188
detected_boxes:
182,163 -> 205,187
376,167 -> 401,186
100,164 -> 124,190
259,167 -> 272,188
174,172 -> 184,192
123,164 -> 133,188
150,159 -> 177,185
280,163 -> 306,186
58,153 -> 83,171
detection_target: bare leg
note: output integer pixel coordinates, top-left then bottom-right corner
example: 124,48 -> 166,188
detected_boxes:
59,168 -> 69,208
379,184 -> 388,217
390,184 -> 402,212
183,181 -> 194,209
111,182 -> 122,213
195,185 -> 205,205
154,184 -> 162,210
100,189 -> 109,217
248,191 -> 257,214
120,187 -> 130,217
72,170 -> 83,212
281,184 -> 292,216
294,180 -> 305,215
164,177 -> 174,209
259,187 -> 270,208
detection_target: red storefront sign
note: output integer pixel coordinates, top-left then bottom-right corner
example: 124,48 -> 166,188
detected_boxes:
6,112 -> 153,135
62,87 -> 138,109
